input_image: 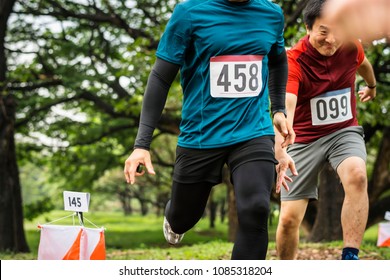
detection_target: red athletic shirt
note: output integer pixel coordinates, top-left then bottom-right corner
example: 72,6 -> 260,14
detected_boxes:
286,35 -> 365,143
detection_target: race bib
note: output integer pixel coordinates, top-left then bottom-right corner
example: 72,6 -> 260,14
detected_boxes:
210,55 -> 263,98
310,88 -> 352,125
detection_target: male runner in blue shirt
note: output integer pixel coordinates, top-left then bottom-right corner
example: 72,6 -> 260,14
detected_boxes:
124,0 -> 294,260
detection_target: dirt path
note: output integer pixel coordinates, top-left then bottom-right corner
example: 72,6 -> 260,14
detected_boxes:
267,245 -> 384,260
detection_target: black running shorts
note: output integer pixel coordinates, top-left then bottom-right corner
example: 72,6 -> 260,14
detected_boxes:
173,135 -> 277,184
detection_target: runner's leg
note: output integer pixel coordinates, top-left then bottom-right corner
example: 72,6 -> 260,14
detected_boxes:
166,181 -> 214,234
230,160 -> 274,260
276,199 -> 308,259
336,157 -> 368,256
327,127 -> 368,259
276,140 -> 323,260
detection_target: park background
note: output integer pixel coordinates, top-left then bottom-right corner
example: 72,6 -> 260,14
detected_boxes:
0,0 -> 389,260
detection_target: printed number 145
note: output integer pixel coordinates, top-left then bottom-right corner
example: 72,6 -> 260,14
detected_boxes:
68,197 -> 82,207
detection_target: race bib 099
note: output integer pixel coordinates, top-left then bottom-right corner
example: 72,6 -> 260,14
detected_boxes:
210,55 -> 263,98
310,88 -> 352,125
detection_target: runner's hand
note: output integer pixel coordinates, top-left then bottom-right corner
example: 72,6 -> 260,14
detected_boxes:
358,86 -> 376,102
124,148 -> 155,184
273,112 -> 295,148
275,152 -> 298,193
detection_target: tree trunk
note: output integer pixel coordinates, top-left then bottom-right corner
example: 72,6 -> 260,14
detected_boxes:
208,190 -> 217,229
307,163 -> 344,242
156,192 -> 169,216
140,199 -> 149,216
224,166 -> 238,242
119,192 -> 133,215
0,0 -> 29,253
367,127 -> 390,227
220,197 -> 226,223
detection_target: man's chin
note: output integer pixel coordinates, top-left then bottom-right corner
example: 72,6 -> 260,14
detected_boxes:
320,48 -> 337,57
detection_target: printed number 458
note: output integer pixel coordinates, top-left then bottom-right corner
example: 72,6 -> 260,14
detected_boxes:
217,63 -> 259,92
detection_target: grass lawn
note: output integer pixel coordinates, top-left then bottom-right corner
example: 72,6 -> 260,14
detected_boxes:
1,210 -> 389,260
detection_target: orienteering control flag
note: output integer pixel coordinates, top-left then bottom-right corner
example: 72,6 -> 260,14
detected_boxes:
37,224 -> 106,260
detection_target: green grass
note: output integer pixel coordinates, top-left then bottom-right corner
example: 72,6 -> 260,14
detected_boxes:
1,211 -> 230,260
1,210 -> 389,260
361,224 -> 390,259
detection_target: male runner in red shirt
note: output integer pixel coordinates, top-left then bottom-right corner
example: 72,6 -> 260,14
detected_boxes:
275,0 -> 376,260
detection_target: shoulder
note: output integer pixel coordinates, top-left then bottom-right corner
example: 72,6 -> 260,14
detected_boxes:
168,0 -> 207,29
340,40 -> 365,65
176,0 -> 213,11
172,0 -> 216,23
287,38 -> 307,62
255,0 -> 283,14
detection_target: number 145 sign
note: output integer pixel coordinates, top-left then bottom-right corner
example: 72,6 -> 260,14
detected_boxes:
63,191 -> 90,212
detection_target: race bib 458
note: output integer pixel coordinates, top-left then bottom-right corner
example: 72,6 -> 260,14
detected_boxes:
310,88 -> 353,125
210,55 -> 263,98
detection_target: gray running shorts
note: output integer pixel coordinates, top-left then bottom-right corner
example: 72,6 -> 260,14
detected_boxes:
280,126 -> 367,201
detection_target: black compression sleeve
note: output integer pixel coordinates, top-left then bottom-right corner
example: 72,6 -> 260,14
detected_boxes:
268,49 -> 287,116
134,58 -> 180,150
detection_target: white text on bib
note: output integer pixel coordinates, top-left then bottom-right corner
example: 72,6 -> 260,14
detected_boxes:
310,88 -> 352,125
210,55 -> 263,98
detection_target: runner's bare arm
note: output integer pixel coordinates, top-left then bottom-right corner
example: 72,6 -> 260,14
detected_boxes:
357,57 -> 376,102
268,49 -> 295,147
275,93 -> 298,193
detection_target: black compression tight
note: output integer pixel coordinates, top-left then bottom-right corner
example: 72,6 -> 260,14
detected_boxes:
230,160 -> 274,259
165,160 -> 275,260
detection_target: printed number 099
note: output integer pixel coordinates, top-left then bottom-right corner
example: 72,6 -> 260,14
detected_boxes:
316,96 -> 348,121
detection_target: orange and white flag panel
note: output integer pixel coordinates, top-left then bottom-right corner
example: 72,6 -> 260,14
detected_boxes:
38,224 -> 105,260
377,222 -> 390,247
82,227 -> 106,260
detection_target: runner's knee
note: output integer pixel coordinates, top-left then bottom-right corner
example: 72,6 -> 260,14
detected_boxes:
343,166 -> 367,191
278,210 -> 302,232
237,196 -> 270,230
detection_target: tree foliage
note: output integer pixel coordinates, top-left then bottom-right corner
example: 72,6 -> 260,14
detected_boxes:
8,0 -> 181,192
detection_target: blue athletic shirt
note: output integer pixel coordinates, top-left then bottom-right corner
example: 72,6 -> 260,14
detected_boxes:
156,0 -> 285,149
